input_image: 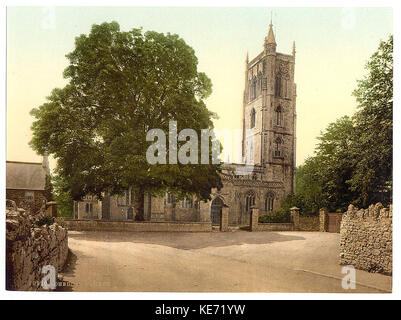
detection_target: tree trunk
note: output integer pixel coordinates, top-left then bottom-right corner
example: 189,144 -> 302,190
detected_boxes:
133,188 -> 145,221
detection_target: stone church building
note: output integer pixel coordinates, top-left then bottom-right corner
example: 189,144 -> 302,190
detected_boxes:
74,22 -> 297,226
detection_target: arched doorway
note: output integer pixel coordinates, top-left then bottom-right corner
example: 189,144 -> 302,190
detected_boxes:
127,207 -> 134,220
210,197 -> 223,225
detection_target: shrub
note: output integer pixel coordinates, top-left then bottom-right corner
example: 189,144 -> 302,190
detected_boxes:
35,215 -> 55,227
258,209 -> 290,223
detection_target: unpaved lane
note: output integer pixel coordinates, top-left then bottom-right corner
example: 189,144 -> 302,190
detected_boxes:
60,231 -> 392,293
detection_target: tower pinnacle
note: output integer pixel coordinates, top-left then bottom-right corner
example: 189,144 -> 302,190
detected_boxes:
264,17 -> 277,53
266,21 -> 276,44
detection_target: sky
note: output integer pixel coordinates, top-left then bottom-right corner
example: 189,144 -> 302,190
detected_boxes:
6,6 -> 393,169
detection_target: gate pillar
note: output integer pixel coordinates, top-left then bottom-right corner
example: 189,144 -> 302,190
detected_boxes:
220,205 -> 229,232
250,207 -> 259,232
319,208 -> 328,232
290,207 -> 300,231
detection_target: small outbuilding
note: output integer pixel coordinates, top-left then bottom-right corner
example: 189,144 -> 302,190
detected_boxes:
6,156 -> 50,214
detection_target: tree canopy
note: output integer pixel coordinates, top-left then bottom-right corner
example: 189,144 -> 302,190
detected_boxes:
349,35 -> 393,206
291,116 -> 357,213
30,22 -> 222,220
286,35 -> 393,213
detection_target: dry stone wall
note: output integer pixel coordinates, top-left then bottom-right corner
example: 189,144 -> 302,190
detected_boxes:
6,207 -> 68,290
256,223 -> 294,231
340,203 -> 392,275
6,189 -> 47,216
64,219 -> 212,232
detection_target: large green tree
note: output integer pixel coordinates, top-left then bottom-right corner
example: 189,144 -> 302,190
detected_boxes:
287,35 -> 393,212
293,116 -> 356,212
349,35 -> 393,206
293,159 -> 325,214
315,116 -> 357,210
30,22 -> 222,220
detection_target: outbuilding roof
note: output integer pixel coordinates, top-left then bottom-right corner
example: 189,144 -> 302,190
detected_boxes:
6,160 -> 48,191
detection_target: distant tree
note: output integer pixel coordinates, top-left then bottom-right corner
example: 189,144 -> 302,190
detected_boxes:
281,193 -> 307,214
289,117 -> 355,213
314,116 -> 356,211
30,22 -> 222,220
52,174 -> 74,218
349,35 -> 393,206
44,174 -> 54,202
294,159 -> 324,213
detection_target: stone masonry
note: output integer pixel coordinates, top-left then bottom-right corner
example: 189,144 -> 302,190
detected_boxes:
6,206 -> 68,290
75,21 -> 297,227
340,203 -> 392,275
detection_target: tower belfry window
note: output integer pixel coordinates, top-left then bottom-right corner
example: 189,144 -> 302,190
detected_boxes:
252,77 -> 257,100
274,137 -> 283,158
257,72 -> 263,95
250,108 -> 256,128
275,76 -> 281,97
275,106 -> 282,126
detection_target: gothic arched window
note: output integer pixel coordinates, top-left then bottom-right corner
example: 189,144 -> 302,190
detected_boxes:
274,137 -> 283,158
275,105 -> 282,126
181,197 -> 193,209
284,80 -> 288,98
275,76 -> 282,97
85,203 -> 93,213
252,77 -> 257,100
257,72 -> 263,95
250,108 -> 256,128
265,193 -> 275,212
166,192 -> 174,204
245,192 -> 256,213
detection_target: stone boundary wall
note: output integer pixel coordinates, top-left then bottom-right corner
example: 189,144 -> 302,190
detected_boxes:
299,215 -> 320,231
6,207 -> 68,291
252,207 -> 318,232
6,189 -> 47,216
340,203 -> 392,275
64,219 -> 212,232
256,223 -> 294,231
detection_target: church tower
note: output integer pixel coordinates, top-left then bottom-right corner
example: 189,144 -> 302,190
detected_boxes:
241,21 -> 297,195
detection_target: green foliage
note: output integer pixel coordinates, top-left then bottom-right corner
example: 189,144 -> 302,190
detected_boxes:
281,193 -> 315,215
288,116 -> 356,212
29,22 -> 222,220
52,174 -> 74,218
295,162 -> 324,213
349,35 -> 393,207
315,116 -> 357,211
259,209 -> 290,223
293,35 -> 392,211
44,174 -> 54,201
35,215 -> 55,227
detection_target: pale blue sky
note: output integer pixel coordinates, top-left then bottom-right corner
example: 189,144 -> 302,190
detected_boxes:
7,7 -> 393,168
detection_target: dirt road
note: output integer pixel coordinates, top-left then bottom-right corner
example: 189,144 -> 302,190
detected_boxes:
60,230 -> 392,293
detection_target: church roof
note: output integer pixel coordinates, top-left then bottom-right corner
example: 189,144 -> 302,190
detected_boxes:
6,161 -> 48,190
